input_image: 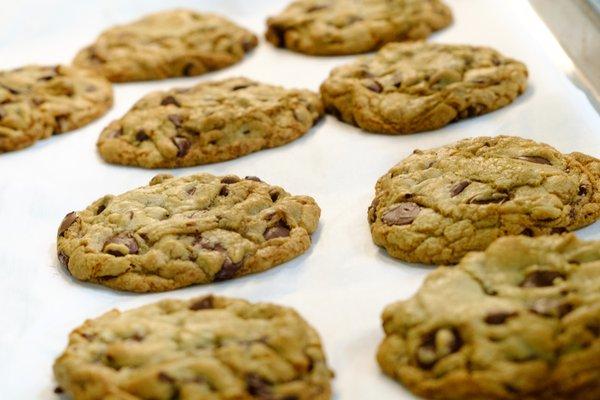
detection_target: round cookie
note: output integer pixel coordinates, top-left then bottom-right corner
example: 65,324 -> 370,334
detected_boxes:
320,42 -> 527,134
54,295 -> 333,400
0,65 -> 113,153
266,0 -> 452,55
73,9 -> 258,82
368,136 -> 600,264
97,77 -> 323,169
377,234 -> 600,400
57,173 -> 321,292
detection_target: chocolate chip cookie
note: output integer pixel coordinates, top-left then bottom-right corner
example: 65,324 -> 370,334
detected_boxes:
54,295 -> 333,400
369,136 -> 600,264
97,77 -> 323,168
0,65 -> 112,153
57,173 -> 321,292
320,42 -> 527,134
266,0 -> 452,55
73,9 -> 257,82
378,234 -> 600,400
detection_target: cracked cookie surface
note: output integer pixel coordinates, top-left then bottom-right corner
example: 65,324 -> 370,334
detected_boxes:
0,65 -> 112,153
266,0 -> 452,55
368,136 -> 600,264
54,295 -> 333,400
97,77 -> 323,168
73,9 -> 258,82
320,42 -> 527,134
378,234 -> 600,400
57,173 -> 320,292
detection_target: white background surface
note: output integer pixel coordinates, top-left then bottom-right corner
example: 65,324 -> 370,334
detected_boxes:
1,1 -> 599,398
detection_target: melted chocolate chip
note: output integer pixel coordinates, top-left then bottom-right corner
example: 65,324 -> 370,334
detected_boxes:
232,84 -> 251,91
246,374 -> 272,398
364,80 -> 383,93
484,311 -> 517,325
97,204 -> 106,215
417,328 -> 462,369
54,387 -> 64,394
221,176 -> 240,184
269,190 -> 280,202
264,221 -> 291,240
158,372 -> 175,383
450,180 -> 470,197
161,96 -> 181,107
219,186 -> 229,196
168,114 -> 183,128
189,295 -> 214,310
135,130 -> 149,141
578,185 -> 588,196
517,155 -> 551,165
307,4 -> 329,12
172,136 -> 190,157
382,202 -> 420,225
521,270 -> 564,288
551,227 -> 568,234
182,63 -> 194,76
104,233 -> 139,256
58,212 -> 78,236
269,26 -> 286,47
521,228 -> 534,237
214,257 -> 243,281
245,176 -> 262,182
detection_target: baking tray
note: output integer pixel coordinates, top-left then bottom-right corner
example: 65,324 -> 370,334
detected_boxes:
1,0 -> 599,398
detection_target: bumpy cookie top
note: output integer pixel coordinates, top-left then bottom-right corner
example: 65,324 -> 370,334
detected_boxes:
54,295 -> 333,400
369,136 -> 600,264
266,0 -> 452,55
57,173 -> 321,292
320,42 -> 527,134
0,65 -> 112,152
97,77 -> 323,168
378,234 -> 600,400
73,9 -> 258,82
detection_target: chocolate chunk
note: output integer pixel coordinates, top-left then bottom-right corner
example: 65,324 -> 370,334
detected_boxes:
307,4 -> 328,12
135,130 -> 149,142
104,233 -> 139,256
54,387 -> 64,394
186,187 -> 196,195
245,176 -> 262,182
161,96 -> 181,107
382,202 -> 420,225
468,193 -> 507,204
521,270 -> 564,288
484,311 -> 517,325
58,212 -> 78,236
450,180 -> 470,197
246,374 -> 272,398
517,155 -> 551,165
214,257 -> 243,281
232,84 -> 251,91
219,186 -> 229,196
168,114 -> 183,128
108,128 -> 123,139
38,74 -> 55,81
221,176 -> 240,184
578,185 -> 588,196
189,295 -> 214,310
264,221 -> 291,240
131,333 -> 144,341
172,136 -> 190,157
182,63 -> 194,76
368,198 -> 380,223
58,251 -> 69,267
364,80 -> 383,93
269,26 -> 286,47
97,204 -> 106,215
551,227 -> 568,234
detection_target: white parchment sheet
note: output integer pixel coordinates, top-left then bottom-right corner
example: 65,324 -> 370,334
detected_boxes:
1,0 -> 599,398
